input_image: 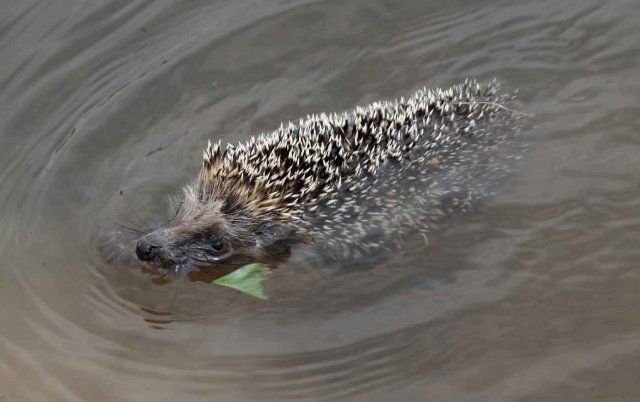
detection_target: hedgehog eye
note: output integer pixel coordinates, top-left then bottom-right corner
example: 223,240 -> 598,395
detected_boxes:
211,237 -> 226,253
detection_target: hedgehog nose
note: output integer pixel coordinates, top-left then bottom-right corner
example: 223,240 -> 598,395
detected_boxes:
136,238 -> 161,261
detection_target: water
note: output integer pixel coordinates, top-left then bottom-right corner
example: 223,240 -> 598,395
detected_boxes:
1,0 -> 640,400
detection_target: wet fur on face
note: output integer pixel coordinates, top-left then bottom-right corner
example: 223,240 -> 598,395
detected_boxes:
135,180 -> 296,275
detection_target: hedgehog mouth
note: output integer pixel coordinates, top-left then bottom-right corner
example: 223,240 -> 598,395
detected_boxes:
141,252 -> 238,277
139,259 -> 196,278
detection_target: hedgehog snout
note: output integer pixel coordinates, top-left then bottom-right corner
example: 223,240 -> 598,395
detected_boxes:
135,236 -> 162,262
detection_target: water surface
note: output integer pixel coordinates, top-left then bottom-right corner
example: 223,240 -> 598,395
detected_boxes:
2,0 -> 640,400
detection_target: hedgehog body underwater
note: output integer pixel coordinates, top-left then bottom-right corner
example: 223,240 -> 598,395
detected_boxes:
131,80 -> 530,276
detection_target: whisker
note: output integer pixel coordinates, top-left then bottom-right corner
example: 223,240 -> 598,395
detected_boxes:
105,217 -> 145,235
152,199 -> 184,231
169,201 -> 184,224
108,204 -> 147,232
122,199 -> 155,233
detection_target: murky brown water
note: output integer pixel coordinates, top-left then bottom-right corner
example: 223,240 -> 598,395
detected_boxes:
2,0 -> 640,400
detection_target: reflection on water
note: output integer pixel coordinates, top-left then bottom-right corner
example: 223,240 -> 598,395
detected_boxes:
2,0 -> 640,400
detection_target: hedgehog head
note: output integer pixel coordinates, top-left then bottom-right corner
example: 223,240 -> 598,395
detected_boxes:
133,141 -> 302,275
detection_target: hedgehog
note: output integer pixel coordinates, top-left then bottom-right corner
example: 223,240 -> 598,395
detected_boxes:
131,79 -> 531,276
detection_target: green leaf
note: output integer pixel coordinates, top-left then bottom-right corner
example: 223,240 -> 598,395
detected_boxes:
213,263 -> 270,300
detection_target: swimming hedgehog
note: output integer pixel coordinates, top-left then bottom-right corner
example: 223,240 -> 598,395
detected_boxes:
132,79 -> 530,275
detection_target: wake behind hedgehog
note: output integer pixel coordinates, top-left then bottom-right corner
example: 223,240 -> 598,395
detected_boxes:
100,79 -> 532,280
